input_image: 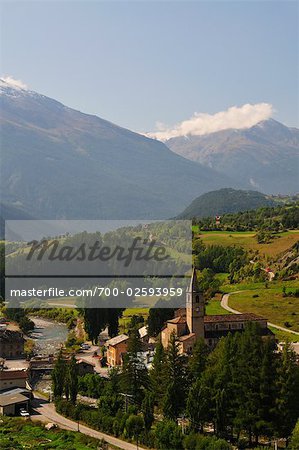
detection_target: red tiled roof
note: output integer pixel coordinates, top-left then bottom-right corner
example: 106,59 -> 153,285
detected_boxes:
0,370 -> 28,380
204,313 -> 266,323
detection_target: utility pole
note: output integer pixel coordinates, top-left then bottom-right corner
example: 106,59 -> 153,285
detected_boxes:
120,393 -> 133,413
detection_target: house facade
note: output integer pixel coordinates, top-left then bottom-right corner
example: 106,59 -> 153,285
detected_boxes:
0,369 -> 29,391
106,334 -> 129,367
0,330 -> 25,359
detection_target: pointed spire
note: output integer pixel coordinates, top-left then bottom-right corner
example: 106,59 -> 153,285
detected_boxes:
188,267 -> 201,292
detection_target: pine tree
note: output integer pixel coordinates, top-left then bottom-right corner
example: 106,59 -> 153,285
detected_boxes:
149,340 -> 167,409
162,332 -> 187,420
186,377 -> 211,432
275,342 -> 299,444
52,349 -> 66,398
68,354 -> 79,404
188,337 -> 208,381
121,328 -> 148,405
142,391 -> 154,432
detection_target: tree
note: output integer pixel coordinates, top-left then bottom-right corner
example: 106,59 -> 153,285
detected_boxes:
142,391 -> 154,432
125,414 -> 145,443
188,337 -> 208,381
149,341 -> 167,408
121,328 -> 148,405
162,332 -> 187,420
147,306 -> 175,337
275,342 -> 299,443
256,339 -> 277,438
289,420 -> 299,450
155,420 -> 183,450
52,349 -> 66,398
68,354 -> 78,404
186,378 -> 211,432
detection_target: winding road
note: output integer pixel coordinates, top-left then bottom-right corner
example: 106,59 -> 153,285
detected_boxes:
221,292 -> 299,336
31,395 -> 145,450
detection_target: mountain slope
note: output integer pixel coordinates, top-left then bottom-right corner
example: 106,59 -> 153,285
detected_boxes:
176,188 -> 276,219
166,119 -> 299,195
0,80 -> 240,220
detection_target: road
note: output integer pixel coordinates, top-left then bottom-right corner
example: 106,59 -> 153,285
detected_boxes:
31,395 -> 145,450
221,293 -> 299,336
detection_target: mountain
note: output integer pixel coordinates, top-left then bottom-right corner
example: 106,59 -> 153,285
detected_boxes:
0,80 -> 240,220
0,203 -> 35,239
176,188 -> 276,219
166,119 -> 299,195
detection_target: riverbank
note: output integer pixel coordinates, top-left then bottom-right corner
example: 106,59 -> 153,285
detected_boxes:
28,316 -> 68,355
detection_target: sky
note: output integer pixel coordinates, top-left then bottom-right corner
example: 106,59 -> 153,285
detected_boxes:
1,1 -> 298,135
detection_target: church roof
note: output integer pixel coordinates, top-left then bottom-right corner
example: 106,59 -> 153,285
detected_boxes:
204,313 -> 265,323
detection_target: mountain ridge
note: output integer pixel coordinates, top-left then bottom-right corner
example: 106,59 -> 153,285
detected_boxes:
166,119 -> 299,195
0,80 -> 240,220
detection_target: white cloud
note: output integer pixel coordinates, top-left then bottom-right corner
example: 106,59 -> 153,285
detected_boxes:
147,103 -> 274,141
1,76 -> 28,90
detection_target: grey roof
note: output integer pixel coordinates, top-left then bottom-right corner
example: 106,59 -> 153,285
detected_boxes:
0,392 -> 29,407
106,334 -> 129,346
0,387 -> 31,396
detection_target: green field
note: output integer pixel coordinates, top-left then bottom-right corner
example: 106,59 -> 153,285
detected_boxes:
119,308 -> 149,333
206,295 -> 230,315
192,229 -> 299,257
268,326 -> 299,343
228,286 -> 299,332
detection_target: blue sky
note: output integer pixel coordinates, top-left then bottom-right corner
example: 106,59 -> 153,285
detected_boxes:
1,1 -> 298,132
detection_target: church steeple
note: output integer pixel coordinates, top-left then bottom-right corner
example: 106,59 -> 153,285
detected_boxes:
188,267 -> 200,293
186,268 -> 205,338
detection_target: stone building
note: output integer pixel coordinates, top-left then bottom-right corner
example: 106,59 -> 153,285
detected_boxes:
161,268 -> 273,354
0,330 -> 25,359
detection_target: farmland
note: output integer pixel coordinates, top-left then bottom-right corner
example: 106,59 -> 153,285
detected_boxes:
192,228 -> 299,257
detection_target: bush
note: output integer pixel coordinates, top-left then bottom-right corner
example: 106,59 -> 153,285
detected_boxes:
184,434 -> 232,450
155,420 -> 184,450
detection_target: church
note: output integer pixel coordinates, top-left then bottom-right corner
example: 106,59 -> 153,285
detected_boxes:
161,268 -> 273,354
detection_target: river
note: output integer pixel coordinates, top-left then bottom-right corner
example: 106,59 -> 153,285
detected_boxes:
29,316 -> 68,355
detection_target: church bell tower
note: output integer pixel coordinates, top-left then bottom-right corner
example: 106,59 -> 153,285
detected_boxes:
186,268 -> 205,339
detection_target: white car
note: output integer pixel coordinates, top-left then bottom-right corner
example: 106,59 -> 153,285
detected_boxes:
20,409 -> 30,417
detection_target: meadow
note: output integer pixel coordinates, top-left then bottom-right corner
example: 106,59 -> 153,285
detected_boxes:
192,229 -> 299,257
228,286 -> 299,332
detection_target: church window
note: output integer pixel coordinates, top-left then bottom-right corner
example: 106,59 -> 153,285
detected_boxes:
195,295 -> 199,303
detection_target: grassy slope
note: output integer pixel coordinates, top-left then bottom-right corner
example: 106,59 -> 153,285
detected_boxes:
228,287 -> 299,332
192,229 -> 299,257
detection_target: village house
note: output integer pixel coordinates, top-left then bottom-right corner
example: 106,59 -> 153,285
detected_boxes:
0,391 -> 30,416
161,268 -> 273,354
0,369 -> 30,391
106,334 -> 129,367
106,326 -> 151,367
76,358 -> 96,376
0,329 -> 25,359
